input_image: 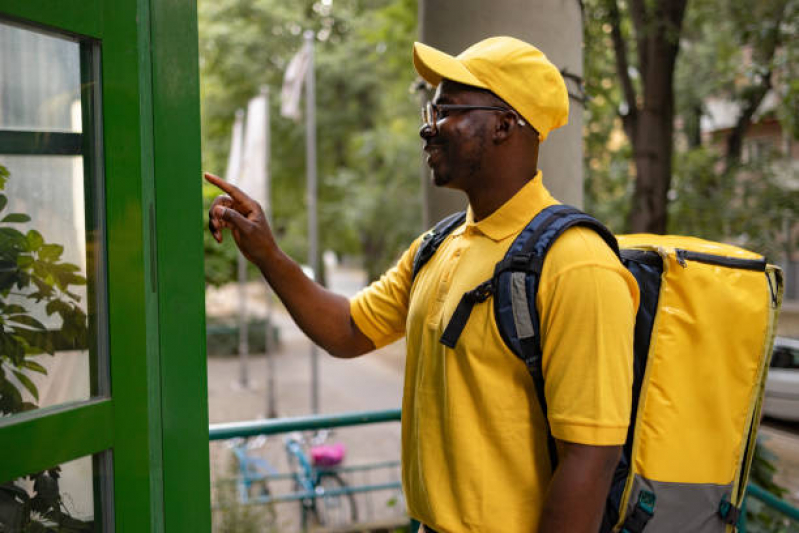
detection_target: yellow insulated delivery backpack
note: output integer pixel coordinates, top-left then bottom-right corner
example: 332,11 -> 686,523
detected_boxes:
413,204 -> 784,533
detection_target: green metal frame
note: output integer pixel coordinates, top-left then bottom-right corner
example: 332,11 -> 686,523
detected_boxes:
0,1 -> 209,532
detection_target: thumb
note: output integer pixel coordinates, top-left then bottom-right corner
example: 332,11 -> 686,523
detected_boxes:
214,205 -> 252,231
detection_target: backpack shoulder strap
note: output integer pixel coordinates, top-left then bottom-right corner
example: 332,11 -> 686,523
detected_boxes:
494,204 -> 619,470
411,211 -> 467,281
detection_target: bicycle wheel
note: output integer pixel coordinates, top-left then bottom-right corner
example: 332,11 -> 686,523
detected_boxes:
309,472 -> 358,527
294,478 -> 316,532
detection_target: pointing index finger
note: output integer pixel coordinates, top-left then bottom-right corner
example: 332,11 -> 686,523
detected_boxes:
204,172 -> 255,207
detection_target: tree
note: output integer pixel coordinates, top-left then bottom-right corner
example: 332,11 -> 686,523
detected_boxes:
603,0 -> 689,233
585,0 -> 798,253
199,0 -> 421,283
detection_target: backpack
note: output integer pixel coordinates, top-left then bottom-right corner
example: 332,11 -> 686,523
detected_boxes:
411,204 -> 784,533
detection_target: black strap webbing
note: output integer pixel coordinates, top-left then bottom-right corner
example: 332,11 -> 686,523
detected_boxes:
439,280 -> 494,348
520,336 -> 558,469
412,211 -> 467,281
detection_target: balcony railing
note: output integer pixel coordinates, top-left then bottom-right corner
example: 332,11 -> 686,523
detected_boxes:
209,409 -> 799,532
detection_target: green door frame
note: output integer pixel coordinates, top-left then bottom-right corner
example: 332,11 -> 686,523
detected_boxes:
0,1 -> 209,531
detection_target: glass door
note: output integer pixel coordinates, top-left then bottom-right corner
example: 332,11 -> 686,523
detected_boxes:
0,2 -> 209,532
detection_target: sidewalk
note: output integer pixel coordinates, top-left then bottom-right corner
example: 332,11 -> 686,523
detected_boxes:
206,267 -> 407,531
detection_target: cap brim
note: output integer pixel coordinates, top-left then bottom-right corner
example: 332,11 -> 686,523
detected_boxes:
413,42 -> 487,89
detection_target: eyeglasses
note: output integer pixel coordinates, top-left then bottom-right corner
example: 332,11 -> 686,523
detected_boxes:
421,101 -> 527,135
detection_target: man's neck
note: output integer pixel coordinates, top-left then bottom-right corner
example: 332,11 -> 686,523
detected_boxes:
467,169 -> 538,222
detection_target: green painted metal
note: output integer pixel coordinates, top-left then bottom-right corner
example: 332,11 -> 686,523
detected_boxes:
0,1 -> 207,531
0,0 -> 102,38
209,409 -> 404,440
745,483 -> 799,522
231,481 -> 404,506
98,0 -> 161,529
148,0 -> 210,530
0,400 -> 113,483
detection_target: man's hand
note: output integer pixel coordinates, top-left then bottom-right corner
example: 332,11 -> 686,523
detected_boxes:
537,440 -> 621,533
205,172 -> 275,268
204,171 -> 374,358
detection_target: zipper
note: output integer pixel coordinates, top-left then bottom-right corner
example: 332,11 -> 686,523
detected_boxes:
674,249 -> 766,271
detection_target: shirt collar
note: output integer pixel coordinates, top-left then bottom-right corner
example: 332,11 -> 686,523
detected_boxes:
456,171 -> 557,242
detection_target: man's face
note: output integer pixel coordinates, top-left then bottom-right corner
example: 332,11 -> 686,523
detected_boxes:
420,80 -> 495,190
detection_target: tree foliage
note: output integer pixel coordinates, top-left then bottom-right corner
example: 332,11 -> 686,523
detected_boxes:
199,0 -> 421,283
584,0 -> 798,260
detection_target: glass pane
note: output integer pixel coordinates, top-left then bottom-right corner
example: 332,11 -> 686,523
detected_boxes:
0,22 -> 104,419
0,21 -> 82,132
0,453 -> 111,531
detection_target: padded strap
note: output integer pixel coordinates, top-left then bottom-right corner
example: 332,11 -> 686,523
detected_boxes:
504,205 -> 620,473
412,211 -> 467,281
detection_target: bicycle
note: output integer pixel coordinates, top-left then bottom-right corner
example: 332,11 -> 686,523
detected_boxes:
227,435 -> 278,504
284,430 -> 359,530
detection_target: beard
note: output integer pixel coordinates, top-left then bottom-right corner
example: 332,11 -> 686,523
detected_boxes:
428,134 -> 487,190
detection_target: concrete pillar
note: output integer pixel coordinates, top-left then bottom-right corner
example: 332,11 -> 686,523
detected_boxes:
419,0 -> 584,226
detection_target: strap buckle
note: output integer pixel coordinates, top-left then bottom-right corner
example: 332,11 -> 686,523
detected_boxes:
719,495 -> 742,527
621,490 -> 656,533
464,280 -> 495,304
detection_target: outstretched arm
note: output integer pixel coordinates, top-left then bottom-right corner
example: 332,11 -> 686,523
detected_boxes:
205,172 -> 375,358
537,441 -> 621,533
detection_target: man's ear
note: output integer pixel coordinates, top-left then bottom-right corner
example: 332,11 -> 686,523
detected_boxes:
493,111 -> 517,144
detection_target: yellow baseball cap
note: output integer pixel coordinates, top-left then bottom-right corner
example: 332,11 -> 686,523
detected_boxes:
413,36 -> 569,142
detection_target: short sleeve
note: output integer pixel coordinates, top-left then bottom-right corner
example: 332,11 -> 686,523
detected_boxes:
537,227 -> 639,445
350,236 -> 422,349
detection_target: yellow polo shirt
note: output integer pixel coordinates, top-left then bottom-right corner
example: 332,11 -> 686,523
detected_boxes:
350,174 -> 639,532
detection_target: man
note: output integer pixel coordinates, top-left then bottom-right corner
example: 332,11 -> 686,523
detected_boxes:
207,36 -> 639,533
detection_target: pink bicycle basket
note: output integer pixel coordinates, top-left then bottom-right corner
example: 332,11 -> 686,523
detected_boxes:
310,443 -> 346,467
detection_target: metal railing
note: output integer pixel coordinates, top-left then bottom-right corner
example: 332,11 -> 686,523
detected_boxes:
740,482 -> 799,532
209,409 -> 799,530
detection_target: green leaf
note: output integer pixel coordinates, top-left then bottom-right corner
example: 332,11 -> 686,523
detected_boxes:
13,327 -> 55,355
1,333 -> 26,365
26,229 -> 44,251
38,244 -> 64,262
1,213 -> 31,223
2,304 -> 25,315
16,255 -> 33,269
0,194 -> 6,212
0,379 -> 23,414
46,299 -> 70,317
7,314 -> 47,330
12,370 -> 38,401
22,360 -> 47,374
0,227 -> 26,246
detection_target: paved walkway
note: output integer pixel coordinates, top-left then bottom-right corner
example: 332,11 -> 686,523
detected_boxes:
207,268 -> 407,531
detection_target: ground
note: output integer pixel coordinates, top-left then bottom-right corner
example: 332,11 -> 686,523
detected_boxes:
206,267 -> 407,531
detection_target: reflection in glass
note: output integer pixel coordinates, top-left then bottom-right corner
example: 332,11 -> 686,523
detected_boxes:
0,454 -> 104,531
0,156 -> 91,414
0,21 -> 103,419
0,22 -> 82,132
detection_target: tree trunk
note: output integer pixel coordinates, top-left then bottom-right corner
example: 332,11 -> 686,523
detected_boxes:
608,0 -> 687,234
628,38 -> 678,234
